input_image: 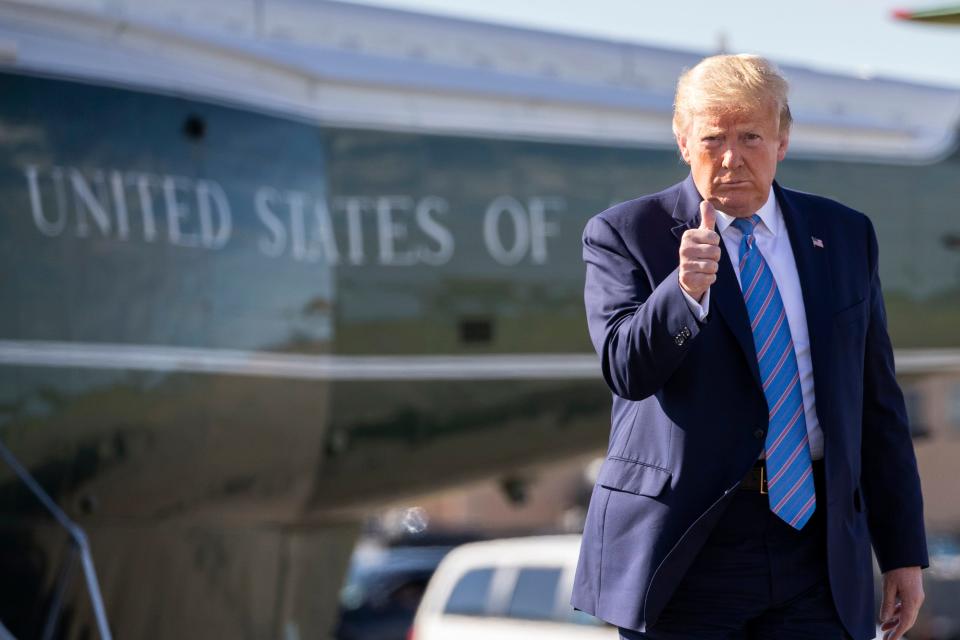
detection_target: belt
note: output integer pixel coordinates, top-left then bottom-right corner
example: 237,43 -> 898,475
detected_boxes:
739,457 -> 824,493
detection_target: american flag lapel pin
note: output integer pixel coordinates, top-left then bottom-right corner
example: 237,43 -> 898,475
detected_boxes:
811,236 -> 824,249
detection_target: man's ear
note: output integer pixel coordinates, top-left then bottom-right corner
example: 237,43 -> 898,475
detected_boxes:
776,132 -> 790,162
676,133 -> 691,164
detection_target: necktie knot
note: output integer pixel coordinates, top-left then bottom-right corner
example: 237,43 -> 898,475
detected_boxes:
731,214 -> 761,237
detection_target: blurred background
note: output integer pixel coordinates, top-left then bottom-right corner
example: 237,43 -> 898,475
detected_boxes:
0,1 -> 958,638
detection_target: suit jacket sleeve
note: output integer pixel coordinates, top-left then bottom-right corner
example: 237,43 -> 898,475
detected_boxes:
860,217 -> 929,572
582,214 -> 702,401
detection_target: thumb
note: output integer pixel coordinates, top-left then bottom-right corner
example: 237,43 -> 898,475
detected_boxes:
699,200 -> 716,231
879,577 -> 898,623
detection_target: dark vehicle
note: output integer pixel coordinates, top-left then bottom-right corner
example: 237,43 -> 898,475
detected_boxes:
334,531 -> 496,640
335,541 -> 454,640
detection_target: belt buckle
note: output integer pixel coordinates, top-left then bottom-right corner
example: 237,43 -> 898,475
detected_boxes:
760,464 -> 768,495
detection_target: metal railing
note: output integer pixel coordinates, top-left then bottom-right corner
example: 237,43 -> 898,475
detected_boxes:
0,439 -> 112,640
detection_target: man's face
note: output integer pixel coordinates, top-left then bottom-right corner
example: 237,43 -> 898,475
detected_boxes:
676,104 -> 789,217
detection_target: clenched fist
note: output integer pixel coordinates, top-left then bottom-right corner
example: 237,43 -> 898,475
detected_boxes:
679,200 -> 721,302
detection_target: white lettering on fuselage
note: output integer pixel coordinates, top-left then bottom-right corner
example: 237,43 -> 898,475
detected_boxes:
23,165 -> 563,266
25,165 -> 232,250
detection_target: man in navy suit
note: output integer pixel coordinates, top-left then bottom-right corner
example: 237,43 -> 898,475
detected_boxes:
570,54 -> 928,640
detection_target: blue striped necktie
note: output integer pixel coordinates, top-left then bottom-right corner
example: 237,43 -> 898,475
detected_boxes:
731,215 -> 816,530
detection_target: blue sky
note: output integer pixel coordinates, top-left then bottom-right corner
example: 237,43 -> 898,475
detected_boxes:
341,0 -> 960,88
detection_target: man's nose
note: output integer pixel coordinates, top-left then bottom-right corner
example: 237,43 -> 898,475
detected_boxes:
721,144 -> 742,169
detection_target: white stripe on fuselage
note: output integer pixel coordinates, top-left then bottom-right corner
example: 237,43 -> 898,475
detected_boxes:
0,339 -> 600,380
0,340 -> 958,380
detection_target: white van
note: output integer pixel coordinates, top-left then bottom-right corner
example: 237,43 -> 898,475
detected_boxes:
409,534 -> 893,640
408,534 -> 615,640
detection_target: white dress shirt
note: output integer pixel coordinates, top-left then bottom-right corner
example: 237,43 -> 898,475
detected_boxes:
681,186 -> 823,460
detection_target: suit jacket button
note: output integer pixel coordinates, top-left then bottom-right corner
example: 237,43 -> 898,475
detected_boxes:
681,326 -> 691,338
753,428 -> 765,439
674,334 -> 685,346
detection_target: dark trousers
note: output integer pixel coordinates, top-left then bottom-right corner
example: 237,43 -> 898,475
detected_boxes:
619,460 -> 853,640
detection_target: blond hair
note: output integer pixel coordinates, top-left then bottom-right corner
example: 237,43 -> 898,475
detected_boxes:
672,54 -> 792,138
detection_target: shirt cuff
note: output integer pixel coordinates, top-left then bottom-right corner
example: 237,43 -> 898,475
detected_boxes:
681,286 -> 710,321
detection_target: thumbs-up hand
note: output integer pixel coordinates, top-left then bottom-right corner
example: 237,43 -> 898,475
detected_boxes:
679,200 -> 722,302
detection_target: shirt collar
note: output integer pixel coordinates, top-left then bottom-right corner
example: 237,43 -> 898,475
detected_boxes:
714,185 -> 780,238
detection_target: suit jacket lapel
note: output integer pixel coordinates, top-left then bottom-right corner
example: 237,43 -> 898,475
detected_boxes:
712,237 -> 764,390
774,181 -> 833,421
670,174 -> 763,390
